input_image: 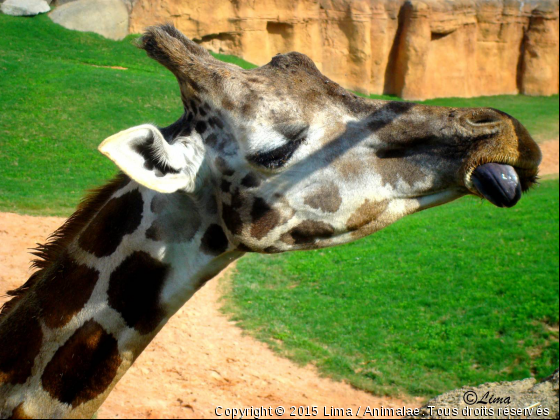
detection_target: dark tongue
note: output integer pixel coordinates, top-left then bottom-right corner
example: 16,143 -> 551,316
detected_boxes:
472,163 -> 522,208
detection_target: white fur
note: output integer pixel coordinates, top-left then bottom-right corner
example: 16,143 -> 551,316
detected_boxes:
98,124 -> 205,194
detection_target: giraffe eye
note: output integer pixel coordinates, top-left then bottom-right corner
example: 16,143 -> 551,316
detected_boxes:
247,123 -> 309,170
247,137 -> 307,170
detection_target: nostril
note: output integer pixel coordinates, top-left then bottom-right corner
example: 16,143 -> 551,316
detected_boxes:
465,109 -> 504,126
471,116 -> 498,124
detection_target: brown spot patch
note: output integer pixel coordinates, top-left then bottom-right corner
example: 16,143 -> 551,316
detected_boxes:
222,98 -> 235,111
41,320 -> 121,408
264,246 -> 281,254
212,116 -> 224,129
237,243 -> 253,252
375,156 -> 428,189
221,188 -> 246,236
151,195 -> 166,214
201,224 -> 229,256
346,200 -> 388,231
0,304 -> 43,385
206,195 -> 219,215
8,403 -> 32,419
215,157 -> 234,176
79,190 -> 143,258
367,101 -> 416,132
146,218 -> 199,243
146,194 -> 201,243
335,156 -> 365,181
221,180 -> 231,193
230,188 -> 244,209
35,253 -> 99,329
250,197 -> 280,240
205,133 -> 218,148
108,251 -> 169,334
189,100 -> 198,115
222,203 -> 243,236
195,121 -> 207,134
281,221 -> 334,246
241,173 -> 261,188
241,102 -> 253,117
303,184 -> 342,213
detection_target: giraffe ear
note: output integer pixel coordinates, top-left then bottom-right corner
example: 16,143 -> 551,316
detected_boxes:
98,124 -> 205,194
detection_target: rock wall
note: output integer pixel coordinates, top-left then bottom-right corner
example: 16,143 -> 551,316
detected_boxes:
129,0 -> 556,100
50,0 -> 129,41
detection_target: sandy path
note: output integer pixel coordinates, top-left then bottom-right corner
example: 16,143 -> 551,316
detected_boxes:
0,139 -> 557,418
539,139 -> 559,176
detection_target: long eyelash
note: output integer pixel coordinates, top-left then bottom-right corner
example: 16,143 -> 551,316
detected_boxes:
248,137 -> 306,170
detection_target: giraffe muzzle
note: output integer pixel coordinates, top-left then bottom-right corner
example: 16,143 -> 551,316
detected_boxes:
471,163 -> 522,208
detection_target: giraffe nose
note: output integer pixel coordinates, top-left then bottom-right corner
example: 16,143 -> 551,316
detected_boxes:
461,108 -> 505,129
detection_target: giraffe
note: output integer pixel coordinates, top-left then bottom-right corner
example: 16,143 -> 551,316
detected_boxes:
0,24 -> 542,419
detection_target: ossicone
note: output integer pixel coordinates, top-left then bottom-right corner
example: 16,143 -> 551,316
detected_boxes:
138,24 -> 213,80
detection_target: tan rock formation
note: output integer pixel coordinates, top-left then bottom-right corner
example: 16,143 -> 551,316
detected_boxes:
520,1 -> 560,96
50,0 -> 129,41
129,0 -> 559,100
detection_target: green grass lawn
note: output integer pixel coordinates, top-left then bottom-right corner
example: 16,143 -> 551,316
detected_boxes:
224,180 -> 559,397
0,14 -> 255,215
1,13 -> 558,400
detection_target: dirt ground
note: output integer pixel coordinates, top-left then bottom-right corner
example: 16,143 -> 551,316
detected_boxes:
0,139 -> 557,418
539,139 -> 559,176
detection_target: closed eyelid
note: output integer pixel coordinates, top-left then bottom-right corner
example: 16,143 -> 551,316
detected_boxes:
247,137 -> 307,170
246,122 -> 309,170
273,123 -> 309,142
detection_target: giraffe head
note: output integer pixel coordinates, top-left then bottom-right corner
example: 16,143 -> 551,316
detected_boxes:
100,25 -> 542,253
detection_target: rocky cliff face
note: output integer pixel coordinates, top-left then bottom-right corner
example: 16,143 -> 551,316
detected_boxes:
129,0 -> 558,100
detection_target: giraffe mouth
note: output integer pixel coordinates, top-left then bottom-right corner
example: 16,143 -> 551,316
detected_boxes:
466,161 -> 540,208
470,163 -> 522,208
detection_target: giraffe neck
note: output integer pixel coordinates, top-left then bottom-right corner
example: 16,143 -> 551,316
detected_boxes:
0,175 -> 241,419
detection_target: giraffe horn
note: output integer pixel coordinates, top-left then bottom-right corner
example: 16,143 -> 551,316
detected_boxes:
139,24 -> 218,84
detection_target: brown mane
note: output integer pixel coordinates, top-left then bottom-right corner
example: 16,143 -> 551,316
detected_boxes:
0,173 -> 130,321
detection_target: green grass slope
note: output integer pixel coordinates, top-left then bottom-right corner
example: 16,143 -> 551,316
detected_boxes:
0,14 -> 254,215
